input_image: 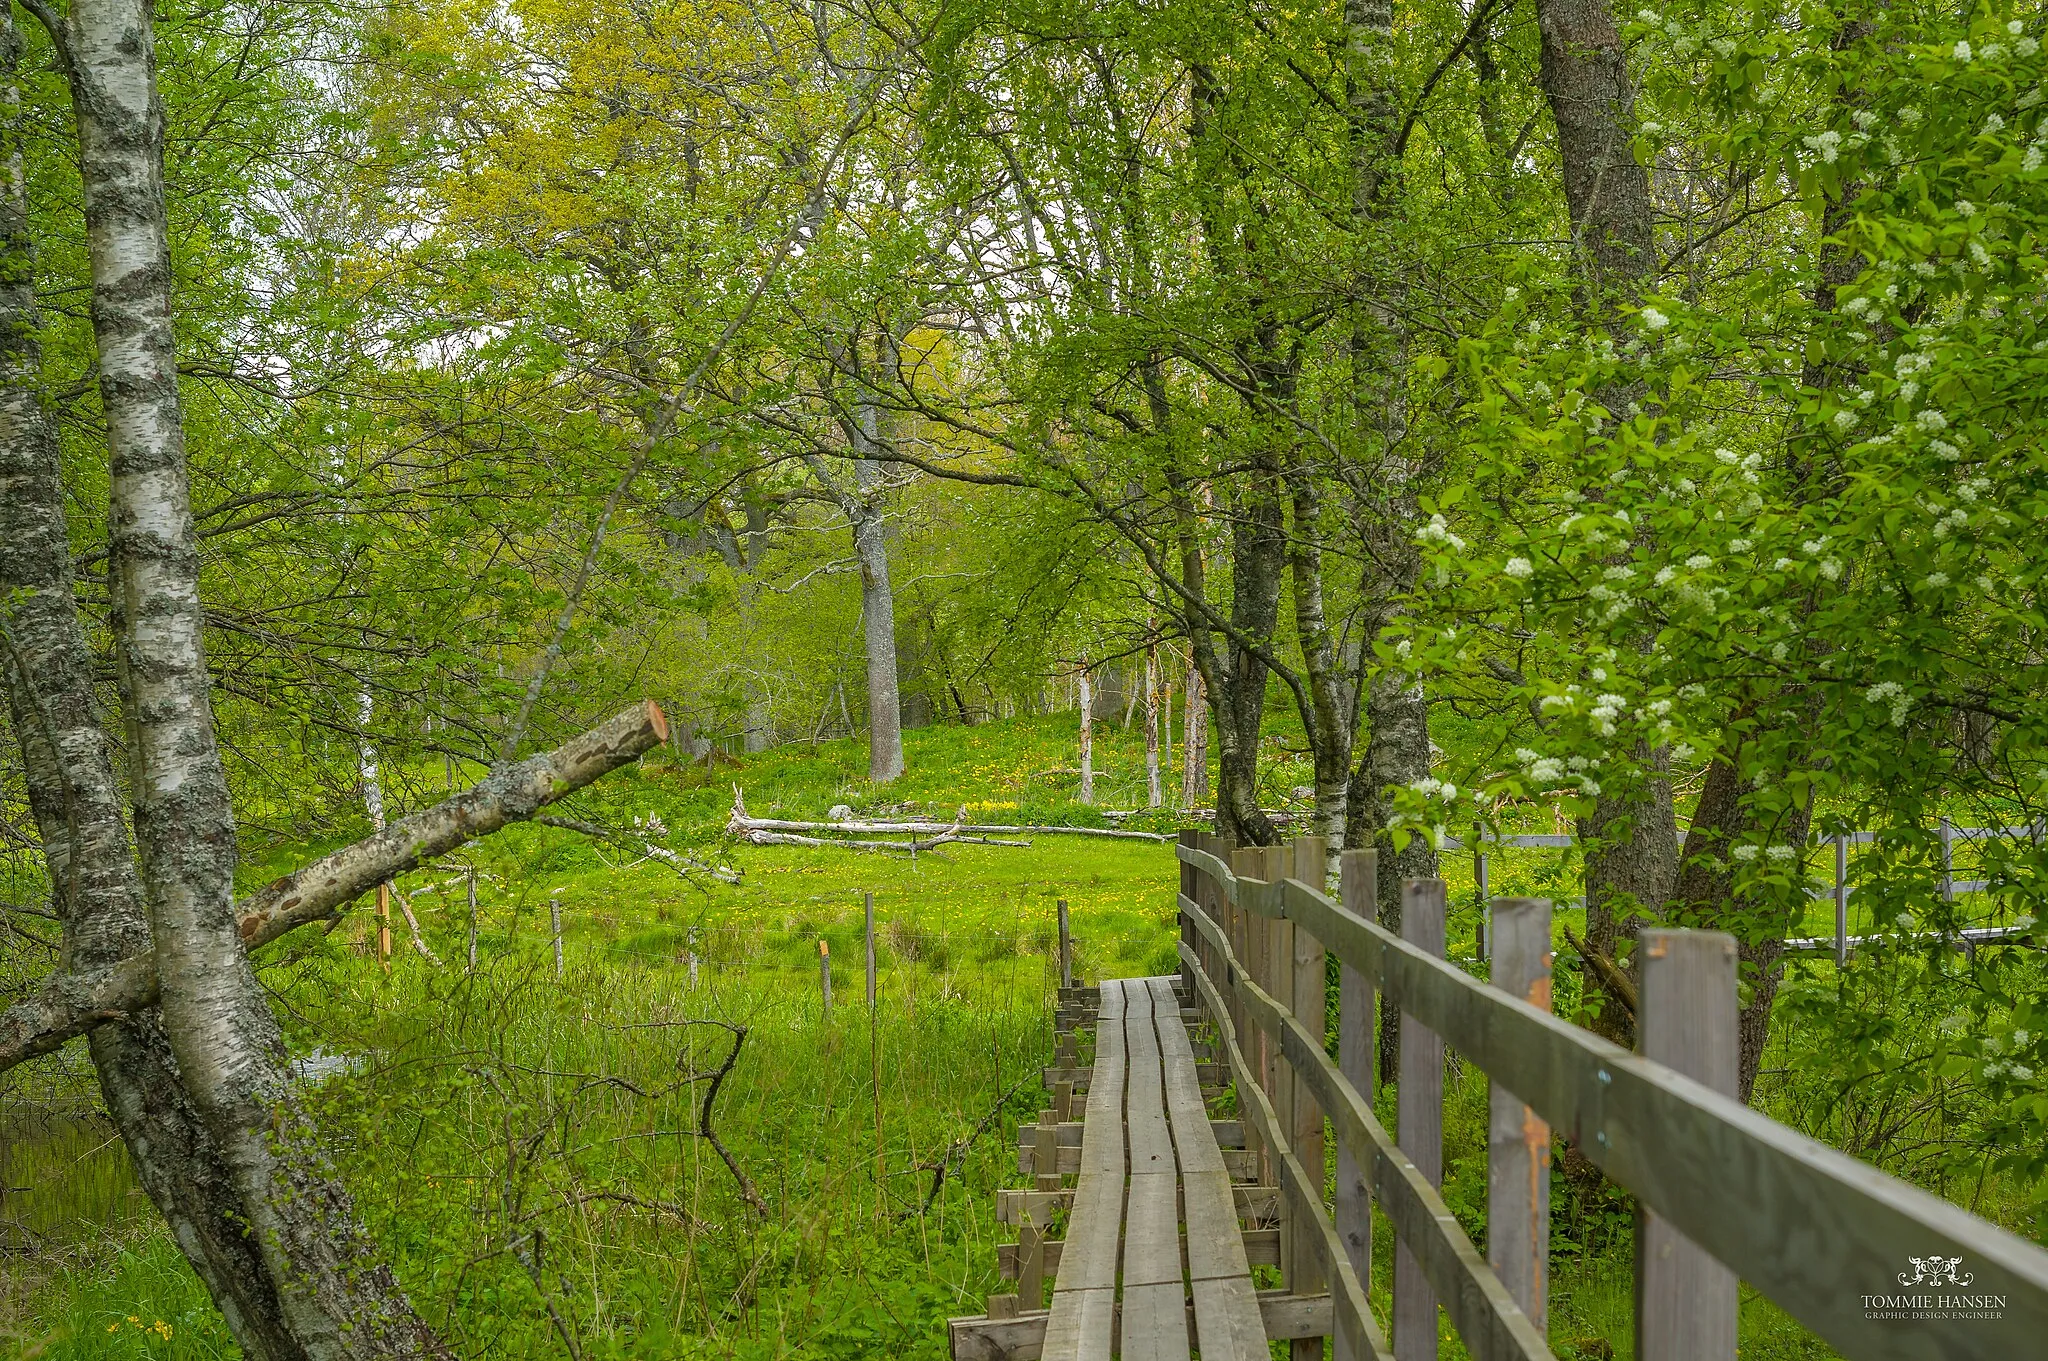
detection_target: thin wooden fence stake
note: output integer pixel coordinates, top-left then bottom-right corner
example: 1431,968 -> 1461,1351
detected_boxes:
465,865 -> 478,971
1474,839 -> 1490,961
868,895 -> 884,1221
376,882 -> 392,971
1487,896 -> 1553,1331
865,891 -> 878,1008
819,938 -> 833,1023
549,890 -> 563,980
1394,877 -> 1447,1361
1288,835 -> 1328,1359
1334,848 -> 1378,1361
1636,928 -> 1739,1361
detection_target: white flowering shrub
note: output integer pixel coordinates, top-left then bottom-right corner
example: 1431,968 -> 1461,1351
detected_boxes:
1386,3 -> 2048,1204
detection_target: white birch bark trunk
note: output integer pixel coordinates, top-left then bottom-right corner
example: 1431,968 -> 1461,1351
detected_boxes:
0,16 -> 310,1348
1078,667 -> 1094,803
57,0 -> 444,1350
808,392 -> 903,784
1182,659 -> 1209,808
1144,647 -> 1162,808
851,449 -> 903,782
358,690 -> 392,965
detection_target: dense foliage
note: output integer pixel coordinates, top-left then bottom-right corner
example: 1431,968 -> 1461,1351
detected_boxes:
5,0 -> 2048,1354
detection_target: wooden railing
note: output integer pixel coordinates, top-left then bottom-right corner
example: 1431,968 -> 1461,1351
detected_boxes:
1175,831 -> 2048,1361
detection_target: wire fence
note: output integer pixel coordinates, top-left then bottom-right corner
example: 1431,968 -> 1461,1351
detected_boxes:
1437,820 -> 2045,961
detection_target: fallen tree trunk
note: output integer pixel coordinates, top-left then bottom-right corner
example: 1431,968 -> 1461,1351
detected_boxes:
727,807 -> 1175,843
0,702 -> 668,1074
731,824 -> 1031,853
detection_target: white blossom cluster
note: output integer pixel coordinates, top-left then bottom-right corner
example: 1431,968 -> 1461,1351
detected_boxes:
1865,680 -> 1912,727
1415,512 -> 1467,552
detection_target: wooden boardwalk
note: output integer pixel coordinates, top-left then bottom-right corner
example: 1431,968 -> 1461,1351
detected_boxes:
952,835 -> 2048,1361
950,975 -> 1317,1360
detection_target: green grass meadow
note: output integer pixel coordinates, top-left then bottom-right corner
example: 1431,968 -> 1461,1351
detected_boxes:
3,711 -> 2024,1358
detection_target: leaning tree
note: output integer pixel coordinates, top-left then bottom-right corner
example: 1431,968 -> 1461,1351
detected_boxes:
0,0 -> 672,1353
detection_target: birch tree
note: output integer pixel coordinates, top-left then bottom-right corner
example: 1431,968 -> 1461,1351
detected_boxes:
0,3 -> 671,1351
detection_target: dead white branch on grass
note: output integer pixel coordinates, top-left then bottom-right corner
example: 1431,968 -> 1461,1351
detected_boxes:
386,884 -> 443,966
727,789 -> 1029,853
725,789 -> 1175,844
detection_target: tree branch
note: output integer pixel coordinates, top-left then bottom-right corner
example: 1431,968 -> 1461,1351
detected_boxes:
0,702 -> 669,1073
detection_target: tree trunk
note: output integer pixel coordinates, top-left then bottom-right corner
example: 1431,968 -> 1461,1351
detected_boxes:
1533,0 -> 1676,1036
1078,667 -> 1094,803
1183,658 -> 1209,808
1144,646 -> 1162,807
1574,748 -> 1680,1046
1353,663 -> 1438,1082
1208,480 -> 1286,846
55,0 -> 445,1351
1290,473 -> 1355,880
828,401 -> 904,783
1668,754 -> 1815,1102
0,22 -> 311,1348
1532,0 -> 1655,295
744,689 -> 774,753
1340,0 -> 1434,977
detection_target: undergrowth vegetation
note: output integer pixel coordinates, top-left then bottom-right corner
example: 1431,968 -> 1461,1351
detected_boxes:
4,714 -> 2038,1358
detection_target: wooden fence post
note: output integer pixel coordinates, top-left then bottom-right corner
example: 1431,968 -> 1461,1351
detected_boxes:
1057,897 -> 1073,991
1199,830 -> 1228,1039
1334,847 -> 1378,1361
819,939 -> 833,1024
465,865 -> 478,972
1394,878 -> 1447,1361
1486,896 -> 1553,1330
1288,836 -> 1328,1356
377,882 -> 392,971
865,892 -> 878,1009
1474,837 -> 1490,962
1261,845 -> 1289,1191
549,891 -> 564,980
1635,928 -> 1739,1361
1178,829 -> 1201,998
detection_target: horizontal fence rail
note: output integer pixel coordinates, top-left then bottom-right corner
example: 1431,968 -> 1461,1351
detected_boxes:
1441,819 -> 2042,963
1175,837 -> 2048,1361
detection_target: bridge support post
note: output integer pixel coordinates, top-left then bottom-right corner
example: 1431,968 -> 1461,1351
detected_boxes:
1057,897 -> 1072,991
1486,897 -> 1552,1331
1393,879 -> 1447,1361
1635,928 -> 1739,1361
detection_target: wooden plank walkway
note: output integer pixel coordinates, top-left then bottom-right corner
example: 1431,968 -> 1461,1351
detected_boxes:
950,976 -> 1305,1361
